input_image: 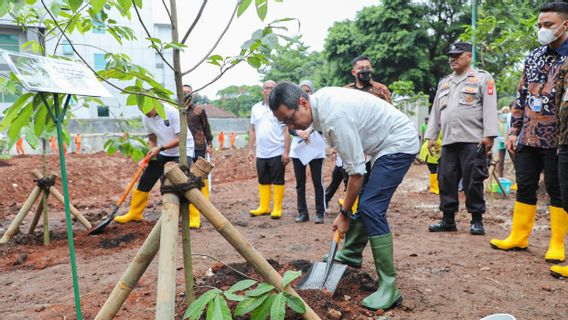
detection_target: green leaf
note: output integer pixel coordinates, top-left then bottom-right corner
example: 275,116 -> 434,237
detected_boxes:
7,102 -> 33,142
126,94 -> 137,106
223,291 -> 245,302
153,99 -> 166,119
34,105 -> 49,137
282,270 -> 302,288
0,0 -> 9,17
0,93 -> 34,131
255,0 -> 267,21
146,37 -> 162,44
24,132 -> 39,149
237,0 -> 252,17
247,57 -> 261,69
227,279 -> 257,293
133,0 -> 142,8
66,0 -> 84,11
246,282 -> 274,297
215,296 -> 232,320
250,295 -> 275,320
283,292 -> 306,314
90,0 -> 105,13
234,294 -> 270,316
270,292 -> 286,320
183,289 -> 221,320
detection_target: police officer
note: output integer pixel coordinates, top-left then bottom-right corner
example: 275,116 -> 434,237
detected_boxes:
425,42 -> 498,235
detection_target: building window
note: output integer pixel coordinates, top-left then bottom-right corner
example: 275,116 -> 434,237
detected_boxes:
62,40 -> 73,55
0,33 -> 19,52
92,14 -> 105,34
97,105 -> 109,117
94,53 -> 106,71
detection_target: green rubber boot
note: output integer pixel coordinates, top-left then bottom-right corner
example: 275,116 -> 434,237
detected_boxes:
323,218 -> 369,268
362,233 -> 403,310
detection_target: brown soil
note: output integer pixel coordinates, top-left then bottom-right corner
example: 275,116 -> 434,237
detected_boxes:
0,149 -> 566,319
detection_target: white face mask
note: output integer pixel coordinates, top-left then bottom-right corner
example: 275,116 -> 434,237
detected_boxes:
538,23 -> 566,46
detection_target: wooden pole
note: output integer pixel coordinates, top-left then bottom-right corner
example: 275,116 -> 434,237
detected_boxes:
164,161 -> 321,320
94,218 -> 162,320
27,192 -> 46,234
156,193 -> 180,319
31,169 -> 92,229
180,205 -> 195,304
42,189 -> 50,245
0,186 -> 42,244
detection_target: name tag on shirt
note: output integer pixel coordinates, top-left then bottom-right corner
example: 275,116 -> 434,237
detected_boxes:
531,97 -> 542,112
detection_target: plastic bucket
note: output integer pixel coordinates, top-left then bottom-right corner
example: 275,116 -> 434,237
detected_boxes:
498,178 -> 512,195
480,314 -> 516,320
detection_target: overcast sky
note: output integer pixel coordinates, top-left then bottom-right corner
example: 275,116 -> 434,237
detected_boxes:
168,0 -> 378,98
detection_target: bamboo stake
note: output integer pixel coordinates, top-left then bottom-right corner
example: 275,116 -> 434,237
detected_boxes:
156,193 -> 180,319
27,192 -> 46,234
164,161 -> 321,320
0,186 -> 42,244
31,169 -> 92,229
94,218 -> 162,320
180,205 -> 195,304
42,189 -> 50,245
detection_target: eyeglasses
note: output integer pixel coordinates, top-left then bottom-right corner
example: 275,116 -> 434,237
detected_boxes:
278,109 -> 297,125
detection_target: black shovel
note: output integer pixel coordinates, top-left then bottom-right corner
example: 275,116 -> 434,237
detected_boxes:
295,230 -> 347,295
89,153 -> 151,235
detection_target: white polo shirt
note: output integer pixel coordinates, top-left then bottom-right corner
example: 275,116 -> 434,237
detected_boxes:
311,87 -> 419,176
143,104 -> 195,158
250,101 -> 286,159
289,131 -> 326,160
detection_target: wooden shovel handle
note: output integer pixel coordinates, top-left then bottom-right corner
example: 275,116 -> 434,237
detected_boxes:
116,154 -> 152,206
333,230 -> 342,243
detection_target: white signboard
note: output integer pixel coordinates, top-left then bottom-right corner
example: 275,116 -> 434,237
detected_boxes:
0,50 -> 111,97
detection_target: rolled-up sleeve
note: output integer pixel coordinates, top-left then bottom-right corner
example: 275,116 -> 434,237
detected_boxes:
328,116 -> 366,176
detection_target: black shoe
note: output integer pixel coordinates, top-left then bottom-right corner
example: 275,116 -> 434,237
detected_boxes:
314,214 -> 324,224
470,221 -> 485,235
428,220 -> 457,232
294,214 -> 309,223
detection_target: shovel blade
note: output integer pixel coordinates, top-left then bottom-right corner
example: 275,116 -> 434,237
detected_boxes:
88,206 -> 119,235
295,262 -> 347,295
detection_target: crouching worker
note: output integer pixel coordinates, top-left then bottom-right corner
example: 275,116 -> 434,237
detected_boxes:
114,104 -> 195,223
269,82 -> 419,310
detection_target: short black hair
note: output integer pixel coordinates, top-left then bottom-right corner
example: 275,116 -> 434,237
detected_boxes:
540,2 -> 568,19
183,84 -> 192,89
268,81 -> 309,112
352,55 -> 373,66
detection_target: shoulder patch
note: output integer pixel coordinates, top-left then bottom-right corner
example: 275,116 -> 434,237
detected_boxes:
487,80 -> 495,95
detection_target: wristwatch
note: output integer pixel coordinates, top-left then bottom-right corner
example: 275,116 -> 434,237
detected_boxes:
339,208 -> 352,218
159,145 -> 166,152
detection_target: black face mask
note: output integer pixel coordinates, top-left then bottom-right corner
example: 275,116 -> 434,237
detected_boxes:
357,70 -> 372,83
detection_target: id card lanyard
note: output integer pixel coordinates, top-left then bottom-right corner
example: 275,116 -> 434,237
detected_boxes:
534,54 -> 558,112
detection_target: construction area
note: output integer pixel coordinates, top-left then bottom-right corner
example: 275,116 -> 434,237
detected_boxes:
0,149 -> 565,319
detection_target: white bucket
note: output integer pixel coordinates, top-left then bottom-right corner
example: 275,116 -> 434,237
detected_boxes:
480,314 -> 516,320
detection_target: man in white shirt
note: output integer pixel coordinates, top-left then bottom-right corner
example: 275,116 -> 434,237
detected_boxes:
269,81 -> 419,311
114,104 -> 195,224
248,80 -> 291,219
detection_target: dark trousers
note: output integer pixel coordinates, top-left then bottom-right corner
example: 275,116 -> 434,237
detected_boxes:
292,158 -> 325,215
325,165 -> 348,206
137,154 -> 192,192
438,143 -> 486,214
193,149 -> 206,163
559,146 -> 568,212
358,153 -> 415,237
514,146 -> 562,207
256,156 -> 285,185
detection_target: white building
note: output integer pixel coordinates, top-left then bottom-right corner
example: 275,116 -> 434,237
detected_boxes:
0,0 -> 174,119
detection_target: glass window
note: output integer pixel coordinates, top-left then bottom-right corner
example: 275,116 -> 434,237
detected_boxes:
62,40 -> 73,55
92,13 -> 105,34
0,33 -> 19,52
97,105 -> 109,117
94,53 -> 106,71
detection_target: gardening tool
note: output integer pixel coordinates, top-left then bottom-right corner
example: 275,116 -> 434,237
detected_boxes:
295,230 -> 347,295
487,158 -> 508,197
89,153 -> 152,235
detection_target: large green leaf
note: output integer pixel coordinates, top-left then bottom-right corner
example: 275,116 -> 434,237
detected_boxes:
223,291 -> 245,302
34,104 -> 49,137
133,0 -> 142,8
255,0 -> 267,21
283,292 -> 306,314
245,282 -> 275,297
206,296 -> 232,320
0,93 -> 34,131
227,279 -> 257,293
90,0 -> 105,13
0,0 -> 8,17
183,289 -> 220,320
66,0 -> 84,11
270,292 -> 286,320
250,295 -> 275,320
237,0 -> 252,17
282,270 -> 301,288
234,293 -> 270,316
7,102 -> 34,142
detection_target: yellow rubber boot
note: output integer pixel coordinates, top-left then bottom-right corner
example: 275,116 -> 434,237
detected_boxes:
114,189 -> 149,224
271,184 -> 285,219
545,206 -> 568,263
189,204 -> 201,229
429,173 -> 440,195
490,201 -> 537,250
250,184 -> 271,216
551,264 -> 568,278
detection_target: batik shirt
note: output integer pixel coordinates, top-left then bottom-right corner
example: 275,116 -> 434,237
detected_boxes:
511,41 -> 568,149
555,59 -> 568,146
